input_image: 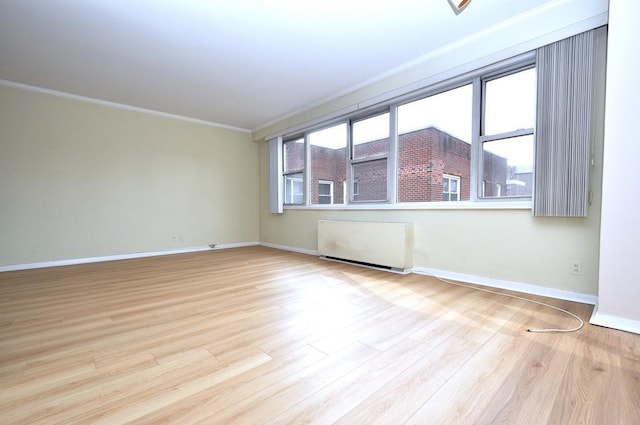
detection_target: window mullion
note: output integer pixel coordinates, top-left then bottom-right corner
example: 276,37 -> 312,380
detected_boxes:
471,76 -> 482,202
346,121 -> 353,203
304,133 -> 310,206
388,105 -> 398,203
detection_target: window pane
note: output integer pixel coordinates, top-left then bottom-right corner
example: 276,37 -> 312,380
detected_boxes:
353,113 -> 389,159
484,68 -> 536,135
284,173 -> 304,204
352,159 -> 387,202
397,84 -> 472,202
318,182 -> 331,196
283,138 -> 304,173
482,134 -> 533,197
310,123 -> 347,205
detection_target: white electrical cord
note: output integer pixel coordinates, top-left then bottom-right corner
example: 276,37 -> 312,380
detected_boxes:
436,276 -> 584,333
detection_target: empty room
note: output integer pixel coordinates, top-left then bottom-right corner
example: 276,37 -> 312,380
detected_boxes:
1,0 -> 638,424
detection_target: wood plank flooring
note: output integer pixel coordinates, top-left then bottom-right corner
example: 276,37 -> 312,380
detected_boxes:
0,246 -> 638,424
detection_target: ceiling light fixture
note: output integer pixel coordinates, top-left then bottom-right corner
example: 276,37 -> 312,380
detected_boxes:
447,0 -> 472,15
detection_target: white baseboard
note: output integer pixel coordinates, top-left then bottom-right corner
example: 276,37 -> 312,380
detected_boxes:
590,307 -> 640,335
259,242 -> 318,256
257,244 -> 598,306
0,242 -> 259,272
2,242 -> 599,309
413,267 -> 598,305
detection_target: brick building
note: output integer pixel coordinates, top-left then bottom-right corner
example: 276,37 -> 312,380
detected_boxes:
285,126 -> 527,204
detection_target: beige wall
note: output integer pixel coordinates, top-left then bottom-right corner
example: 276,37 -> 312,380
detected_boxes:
256,1 -> 609,297
0,85 -> 259,266
259,143 -> 603,296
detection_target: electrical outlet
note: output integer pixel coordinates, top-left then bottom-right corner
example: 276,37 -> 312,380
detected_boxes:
571,261 -> 582,275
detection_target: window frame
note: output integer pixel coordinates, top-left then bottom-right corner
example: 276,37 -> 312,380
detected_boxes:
317,180 -> 334,204
277,52 -> 536,210
349,109 -> 393,204
476,64 -> 536,201
442,174 -> 461,201
282,137 -> 306,205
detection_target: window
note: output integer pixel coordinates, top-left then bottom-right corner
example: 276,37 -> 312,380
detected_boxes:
351,112 -> 390,202
276,53 -> 537,208
397,84 -> 472,202
442,174 -> 460,201
480,67 -> 535,198
284,175 -> 303,204
318,180 -> 333,204
309,123 -> 347,205
283,138 -> 305,204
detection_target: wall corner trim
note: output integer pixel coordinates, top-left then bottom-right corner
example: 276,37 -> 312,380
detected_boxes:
589,307 -> 640,335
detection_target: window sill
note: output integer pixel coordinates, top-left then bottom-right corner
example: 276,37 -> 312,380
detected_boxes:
283,200 -> 532,211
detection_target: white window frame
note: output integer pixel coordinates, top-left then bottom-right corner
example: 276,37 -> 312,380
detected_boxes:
476,65 -> 536,200
276,52 -> 536,210
442,174 -> 461,201
282,137 -> 305,205
318,180 -> 334,204
349,110 -> 392,203
283,175 -> 303,205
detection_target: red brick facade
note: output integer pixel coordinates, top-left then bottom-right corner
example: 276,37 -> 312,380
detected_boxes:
284,126 -> 524,204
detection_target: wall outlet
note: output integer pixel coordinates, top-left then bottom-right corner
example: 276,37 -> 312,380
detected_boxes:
571,261 -> 582,275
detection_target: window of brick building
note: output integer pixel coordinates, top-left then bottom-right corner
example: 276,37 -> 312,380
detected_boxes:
442,174 -> 461,201
318,180 -> 333,204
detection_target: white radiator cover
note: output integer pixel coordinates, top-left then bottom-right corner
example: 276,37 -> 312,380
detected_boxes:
317,220 -> 414,271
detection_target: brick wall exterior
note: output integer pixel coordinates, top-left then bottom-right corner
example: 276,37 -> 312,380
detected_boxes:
284,127 -> 524,203
397,128 -> 471,202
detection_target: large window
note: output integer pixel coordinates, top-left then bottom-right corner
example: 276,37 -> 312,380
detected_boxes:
278,54 -> 536,207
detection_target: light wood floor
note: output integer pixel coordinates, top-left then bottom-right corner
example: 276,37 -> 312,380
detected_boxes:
1,246 -> 638,424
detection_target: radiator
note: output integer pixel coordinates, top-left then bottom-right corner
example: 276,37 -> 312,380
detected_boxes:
317,220 -> 414,272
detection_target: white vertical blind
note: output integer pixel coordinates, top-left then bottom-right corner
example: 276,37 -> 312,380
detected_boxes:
533,27 -> 607,217
268,137 -> 283,214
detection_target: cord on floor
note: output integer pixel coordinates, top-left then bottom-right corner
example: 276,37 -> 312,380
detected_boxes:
435,276 -> 584,333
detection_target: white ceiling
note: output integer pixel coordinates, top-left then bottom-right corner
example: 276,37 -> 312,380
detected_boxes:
0,0 -> 561,131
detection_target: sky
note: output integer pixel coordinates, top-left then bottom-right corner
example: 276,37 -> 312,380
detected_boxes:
308,67 -> 535,167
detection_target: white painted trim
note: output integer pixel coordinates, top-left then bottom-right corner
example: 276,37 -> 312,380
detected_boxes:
259,242 -> 318,256
0,79 -> 251,133
589,307 -> 640,335
211,242 -> 260,250
0,242 -> 259,272
283,200 -> 532,211
413,267 -> 598,305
